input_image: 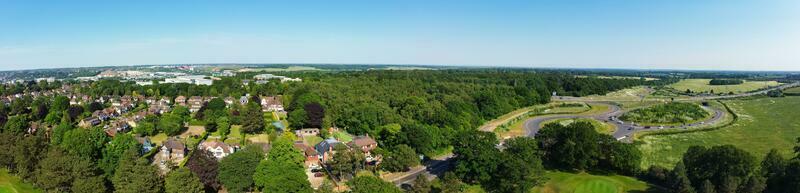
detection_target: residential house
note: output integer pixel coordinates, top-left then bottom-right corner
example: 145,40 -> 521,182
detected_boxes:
349,135 -> 378,158
174,96 -> 187,106
79,117 -> 101,128
161,139 -> 187,163
104,121 -> 130,137
136,137 -> 155,154
224,97 -> 235,107
260,96 -> 284,112
294,141 -> 320,164
199,140 -> 237,159
315,138 -> 344,163
295,128 -> 320,138
239,96 -> 249,105
188,96 -> 204,113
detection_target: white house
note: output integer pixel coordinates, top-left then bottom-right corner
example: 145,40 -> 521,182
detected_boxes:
199,141 -> 236,159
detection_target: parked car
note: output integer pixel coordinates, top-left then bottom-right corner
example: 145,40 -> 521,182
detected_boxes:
314,172 -> 324,177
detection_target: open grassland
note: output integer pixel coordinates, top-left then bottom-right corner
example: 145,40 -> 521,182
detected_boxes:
531,171 -> 661,193
620,102 -> 709,125
638,97 -> 800,168
784,86 -> 800,94
0,169 -> 42,193
541,118 -> 616,134
668,79 -> 780,94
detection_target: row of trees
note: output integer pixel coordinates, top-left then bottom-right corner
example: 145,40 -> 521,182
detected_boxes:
709,79 -> 744,85
643,142 -> 800,193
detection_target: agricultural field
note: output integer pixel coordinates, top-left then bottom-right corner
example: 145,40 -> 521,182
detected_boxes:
620,102 -> 709,125
0,169 -> 42,193
638,96 -> 800,168
540,118 -> 616,134
784,86 -> 800,94
668,79 -> 780,94
531,171 -> 661,193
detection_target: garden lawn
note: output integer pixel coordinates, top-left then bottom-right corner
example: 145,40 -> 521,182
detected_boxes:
332,130 -> 353,143
150,133 -> 169,146
223,125 -> 243,145
0,169 -> 42,193
668,79 -> 780,94
638,97 -> 800,168
531,171 -> 660,193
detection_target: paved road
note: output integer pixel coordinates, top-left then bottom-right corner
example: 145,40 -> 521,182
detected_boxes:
524,103 -> 726,141
392,155 -> 455,186
393,81 -> 798,186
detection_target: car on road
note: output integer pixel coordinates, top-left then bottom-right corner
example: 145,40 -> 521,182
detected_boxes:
644,126 -> 651,129
627,127 -> 633,131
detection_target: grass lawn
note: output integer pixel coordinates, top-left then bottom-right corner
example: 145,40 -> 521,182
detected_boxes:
332,130 -> 353,143
540,118 -> 616,134
303,135 -> 324,146
223,125 -> 243,145
638,97 -> 800,168
150,133 -> 169,146
246,134 -> 271,144
0,169 -> 42,193
531,171 -> 661,193
668,79 -> 780,94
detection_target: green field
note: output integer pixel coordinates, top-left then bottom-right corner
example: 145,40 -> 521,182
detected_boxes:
540,118 -> 616,134
638,97 -> 800,168
668,79 -> 780,94
785,86 -> 800,94
620,102 -> 709,125
0,169 -> 42,193
531,171 -> 661,193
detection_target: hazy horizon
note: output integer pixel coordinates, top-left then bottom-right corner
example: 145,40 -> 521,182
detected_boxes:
2,1 -> 799,71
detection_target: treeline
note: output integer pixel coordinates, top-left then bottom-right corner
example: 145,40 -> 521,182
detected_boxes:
282,70 -> 664,157
709,79 -> 744,85
447,121 -> 641,192
642,143 -> 800,193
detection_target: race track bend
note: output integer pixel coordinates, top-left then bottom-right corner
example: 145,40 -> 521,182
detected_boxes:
391,81 -> 797,186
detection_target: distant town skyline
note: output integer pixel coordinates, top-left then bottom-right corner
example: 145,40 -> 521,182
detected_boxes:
1,1 -> 799,71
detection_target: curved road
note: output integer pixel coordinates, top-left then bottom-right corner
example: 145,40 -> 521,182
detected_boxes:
524,102 -> 726,141
393,81 -> 798,186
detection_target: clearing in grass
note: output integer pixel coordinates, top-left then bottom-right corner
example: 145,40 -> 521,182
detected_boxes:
540,118 -> 616,134
0,169 -> 42,193
638,96 -> 800,168
531,171 -> 662,193
620,102 -> 708,125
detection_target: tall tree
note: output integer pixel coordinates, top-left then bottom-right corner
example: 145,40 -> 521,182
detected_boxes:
254,134 -> 311,193
380,144 -> 419,172
33,148 -> 99,192
698,180 -> 716,193
112,148 -> 164,193
241,100 -> 264,134
99,133 -> 141,177
186,150 -> 220,191
452,130 -> 500,185
165,168 -> 205,193
410,175 -> 431,193
347,175 -> 402,193
218,145 -> 264,193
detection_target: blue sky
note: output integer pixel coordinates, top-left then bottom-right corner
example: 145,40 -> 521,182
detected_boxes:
1,0 -> 799,71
